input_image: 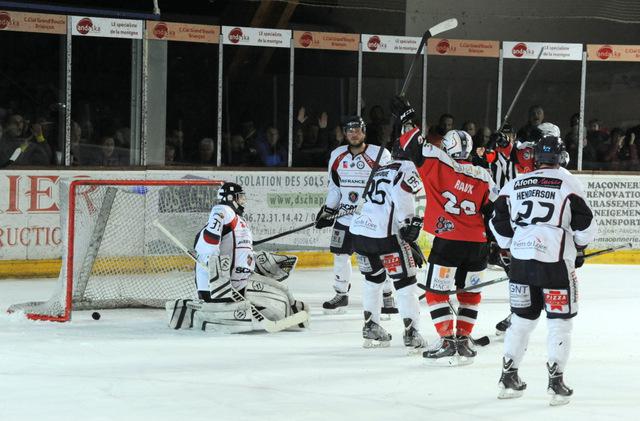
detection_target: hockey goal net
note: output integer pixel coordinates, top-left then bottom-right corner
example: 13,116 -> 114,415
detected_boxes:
8,178 -> 223,322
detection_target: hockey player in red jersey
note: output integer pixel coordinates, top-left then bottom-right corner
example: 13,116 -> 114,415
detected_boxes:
415,128 -> 498,365
490,136 -> 597,405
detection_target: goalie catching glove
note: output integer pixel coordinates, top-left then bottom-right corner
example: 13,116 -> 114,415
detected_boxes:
315,205 -> 338,229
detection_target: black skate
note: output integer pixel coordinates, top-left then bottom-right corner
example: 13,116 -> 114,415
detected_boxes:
456,335 -> 477,359
495,314 -> 512,336
322,290 -> 348,314
547,362 -> 573,406
381,291 -> 399,315
422,336 -> 464,366
403,318 -> 425,354
362,311 -> 392,348
498,358 -> 527,399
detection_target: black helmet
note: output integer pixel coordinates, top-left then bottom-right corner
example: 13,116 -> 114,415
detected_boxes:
533,136 -> 565,168
342,115 -> 366,134
217,182 -> 246,215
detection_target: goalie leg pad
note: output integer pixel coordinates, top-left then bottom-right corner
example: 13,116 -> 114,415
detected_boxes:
245,278 -> 309,329
191,300 -> 254,334
166,299 -> 196,330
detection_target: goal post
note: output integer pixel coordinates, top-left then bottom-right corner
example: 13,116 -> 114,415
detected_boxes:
8,178 -> 224,322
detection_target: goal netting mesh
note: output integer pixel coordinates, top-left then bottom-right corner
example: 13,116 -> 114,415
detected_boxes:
8,179 -> 223,322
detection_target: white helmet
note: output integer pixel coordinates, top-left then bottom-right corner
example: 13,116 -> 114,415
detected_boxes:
442,130 -> 473,160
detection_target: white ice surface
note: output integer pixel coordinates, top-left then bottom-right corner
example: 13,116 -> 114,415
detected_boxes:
1,265 -> 639,421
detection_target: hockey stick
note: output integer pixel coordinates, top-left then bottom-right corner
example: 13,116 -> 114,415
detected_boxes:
445,300 -> 491,347
0,147 -> 23,169
152,219 -> 309,333
357,18 -> 459,214
583,242 -> 632,259
500,46 -> 545,129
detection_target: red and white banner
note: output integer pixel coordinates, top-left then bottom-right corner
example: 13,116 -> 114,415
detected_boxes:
0,10 -> 66,34
71,16 -> 143,39
145,21 -> 219,44
587,44 -> 640,62
293,30 -> 358,51
503,41 -> 583,61
427,38 -> 500,58
222,26 -> 291,48
361,34 -> 421,54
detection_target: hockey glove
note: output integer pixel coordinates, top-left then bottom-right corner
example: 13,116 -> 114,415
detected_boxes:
399,216 -> 423,243
575,245 -> 587,268
390,95 -> 416,125
314,205 -> 338,229
409,241 -> 424,268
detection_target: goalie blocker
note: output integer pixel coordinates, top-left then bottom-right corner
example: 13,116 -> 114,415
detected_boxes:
167,252 -> 309,333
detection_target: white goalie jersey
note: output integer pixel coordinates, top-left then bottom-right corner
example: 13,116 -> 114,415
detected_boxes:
350,160 -> 424,239
490,167 -> 597,265
325,144 -> 392,226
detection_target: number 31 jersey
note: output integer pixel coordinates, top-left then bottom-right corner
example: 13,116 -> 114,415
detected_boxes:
418,143 -> 497,243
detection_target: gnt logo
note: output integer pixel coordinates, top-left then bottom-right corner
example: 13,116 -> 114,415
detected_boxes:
299,32 -> 313,47
76,17 -> 100,35
153,22 -> 169,39
0,11 -> 13,30
228,27 -> 247,44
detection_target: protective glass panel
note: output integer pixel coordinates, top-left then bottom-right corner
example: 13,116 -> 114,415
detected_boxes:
584,61 -> 640,171
0,31 -> 65,167
362,53 -> 423,149
293,48 -> 358,167
71,36 -> 133,166
165,42 -> 219,166
222,46 -> 290,167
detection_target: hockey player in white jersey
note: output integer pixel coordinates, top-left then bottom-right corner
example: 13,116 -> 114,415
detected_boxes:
315,116 -> 396,313
489,136 -> 597,405
349,103 -> 426,350
167,182 -> 308,332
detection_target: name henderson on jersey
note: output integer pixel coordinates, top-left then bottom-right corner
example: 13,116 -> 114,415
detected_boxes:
516,189 -> 557,200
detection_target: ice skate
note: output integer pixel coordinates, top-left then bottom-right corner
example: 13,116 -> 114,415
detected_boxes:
498,358 -> 526,399
422,336 -> 465,366
362,311 -> 392,348
403,318 -> 425,354
495,314 -> 512,336
547,362 -> 573,406
322,290 -> 348,314
456,335 -> 477,362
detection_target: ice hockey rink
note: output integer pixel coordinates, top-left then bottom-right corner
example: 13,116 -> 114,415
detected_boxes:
1,264 -> 638,421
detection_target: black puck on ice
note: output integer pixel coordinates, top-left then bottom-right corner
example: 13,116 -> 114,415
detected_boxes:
92,311 -> 101,320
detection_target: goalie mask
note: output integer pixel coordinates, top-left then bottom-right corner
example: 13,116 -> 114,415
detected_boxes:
442,130 -> 473,161
217,182 -> 247,216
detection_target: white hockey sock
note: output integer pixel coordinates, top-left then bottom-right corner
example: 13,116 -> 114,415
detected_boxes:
383,277 -> 394,294
333,253 -> 352,293
504,314 -> 539,368
362,280 -> 384,324
395,284 -> 420,328
547,318 -> 573,373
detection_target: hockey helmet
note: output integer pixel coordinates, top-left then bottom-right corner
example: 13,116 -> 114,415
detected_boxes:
217,182 -> 246,215
528,122 -> 561,145
392,126 -> 425,166
442,130 -> 473,160
342,115 -> 366,134
533,136 -> 565,168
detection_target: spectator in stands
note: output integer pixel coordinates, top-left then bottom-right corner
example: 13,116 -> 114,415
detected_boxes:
165,143 -> 177,166
240,117 -> 260,165
584,118 -> 609,170
563,113 -> 586,170
89,136 -> 123,166
366,105 -> 386,146
462,121 -> 478,138
166,128 -> 186,163
225,134 -> 250,166
257,126 -> 286,167
191,137 -> 216,165
603,128 -> 638,171
517,105 -> 544,140
475,126 -> 492,150
428,113 -> 454,148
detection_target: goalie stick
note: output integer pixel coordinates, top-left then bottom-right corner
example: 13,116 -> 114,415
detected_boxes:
152,219 -> 309,333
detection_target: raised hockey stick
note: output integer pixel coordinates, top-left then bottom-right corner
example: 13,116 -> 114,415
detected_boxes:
500,46 -> 545,128
152,219 -> 309,333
